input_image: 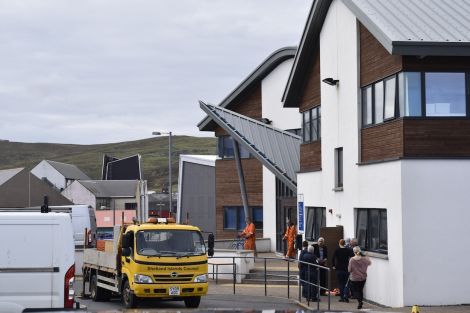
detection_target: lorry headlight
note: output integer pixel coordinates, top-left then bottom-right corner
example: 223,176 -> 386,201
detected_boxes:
194,274 -> 207,283
134,274 -> 153,284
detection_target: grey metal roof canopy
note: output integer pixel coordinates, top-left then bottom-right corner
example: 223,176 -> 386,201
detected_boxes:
199,101 -> 300,192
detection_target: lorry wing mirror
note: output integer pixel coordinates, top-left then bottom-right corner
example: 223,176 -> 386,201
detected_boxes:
122,247 -> 131,257
122,232 -> 133,249
208,233 -> 215,257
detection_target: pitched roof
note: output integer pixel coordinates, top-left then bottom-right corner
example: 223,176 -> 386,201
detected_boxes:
343,0 -> 470,55
199,101 -> 300,192
0,167 -> 23,186
79,180 -> 138,198
198,47 -> 297,131
46,160 -> 90,180
283,0 -> 470,107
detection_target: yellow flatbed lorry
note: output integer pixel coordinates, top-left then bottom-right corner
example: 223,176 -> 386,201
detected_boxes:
82,218 -> 214,308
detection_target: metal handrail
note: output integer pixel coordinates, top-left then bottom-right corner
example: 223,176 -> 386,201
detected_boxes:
207,255 -> 331,311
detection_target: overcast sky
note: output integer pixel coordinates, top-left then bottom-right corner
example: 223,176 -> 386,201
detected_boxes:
0,0 -> 311,144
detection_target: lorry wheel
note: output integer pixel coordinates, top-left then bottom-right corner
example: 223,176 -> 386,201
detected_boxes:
122,280 -> 138,308
184,296 -> 201,308
90,274 -> 110,302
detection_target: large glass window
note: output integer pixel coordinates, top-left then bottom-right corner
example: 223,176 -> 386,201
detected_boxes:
223,206 -> 263,230
398,72 -> 422,117
302,106 -> 321,143
356,208 -> 388,254
305,207 -> 326,241
425,72 -> 466,117
384,76 -> 396,119
217,136 -> 250,159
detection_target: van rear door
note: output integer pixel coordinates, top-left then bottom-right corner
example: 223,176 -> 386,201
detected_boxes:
0,218 -> 55,308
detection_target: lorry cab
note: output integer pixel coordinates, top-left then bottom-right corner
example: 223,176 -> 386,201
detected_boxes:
0,212 -> 75,309
119,218 -> 209,308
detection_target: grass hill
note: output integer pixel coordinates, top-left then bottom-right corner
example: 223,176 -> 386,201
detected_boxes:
0,136 -> 216,191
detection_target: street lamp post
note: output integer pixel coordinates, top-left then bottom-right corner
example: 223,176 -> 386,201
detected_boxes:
152,131 -> 173,216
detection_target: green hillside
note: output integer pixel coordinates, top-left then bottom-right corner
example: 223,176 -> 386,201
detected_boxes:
0,136 -> 216,191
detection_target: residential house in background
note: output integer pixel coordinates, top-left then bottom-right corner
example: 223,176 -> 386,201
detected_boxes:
62,180 -> 144,238
31,160 -> 90,191
281,0 -> 470,307
176,154 -> 216,236
0,168 -> 72,207
199,47 -> 300,252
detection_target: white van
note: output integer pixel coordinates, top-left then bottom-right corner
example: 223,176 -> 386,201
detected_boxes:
0,212 -> 75,309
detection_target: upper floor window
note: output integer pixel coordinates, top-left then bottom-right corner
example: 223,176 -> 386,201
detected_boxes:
302,106 -> 321,143
335,147 -> 343,189
362,71 -> 469,127
217,136 -> 250,159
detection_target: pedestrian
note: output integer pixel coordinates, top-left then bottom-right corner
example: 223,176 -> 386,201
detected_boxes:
239,217 -> 256,252
348,246 -> 371,309
300,245 -> 319,302
313,237 -> 328,294
332,239 -> 354,302
298,241 -> 309,299
283,221 -> 297,258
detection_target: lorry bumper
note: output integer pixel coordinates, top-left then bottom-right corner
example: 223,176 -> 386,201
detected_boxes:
132,282 -> 208,298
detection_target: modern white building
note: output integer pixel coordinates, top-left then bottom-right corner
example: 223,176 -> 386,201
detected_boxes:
31,160 -> 90,191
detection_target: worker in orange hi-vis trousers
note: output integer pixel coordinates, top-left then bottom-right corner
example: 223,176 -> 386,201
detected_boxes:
240,217 -> 256,251
283,221 -> 297,258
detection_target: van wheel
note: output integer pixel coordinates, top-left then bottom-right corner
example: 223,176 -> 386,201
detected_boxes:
90,274 -> 110,302
122,279 -> 138,308
184,296 -> 201,308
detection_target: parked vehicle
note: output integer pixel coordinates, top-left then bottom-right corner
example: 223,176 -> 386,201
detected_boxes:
82,217 -> 214,308
0,212 -> 75,309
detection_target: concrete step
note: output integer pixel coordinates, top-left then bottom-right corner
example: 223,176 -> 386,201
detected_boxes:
241,278 -> 298,285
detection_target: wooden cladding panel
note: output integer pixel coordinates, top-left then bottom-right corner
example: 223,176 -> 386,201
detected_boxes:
299,51 -> 321,112
359,22 -> 402,87
361,120 -> 404,163
403,119 -> 470,157
299,141 -> 322,172
215,158 -> 263,239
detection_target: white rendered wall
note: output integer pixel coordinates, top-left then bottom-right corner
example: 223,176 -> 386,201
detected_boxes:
62,181 -> 96,208
261,58 -> 300,131
31,160 -> 66,190
401,160 -> 470,306
297,0 -> 405,306
261,58 -> 299,251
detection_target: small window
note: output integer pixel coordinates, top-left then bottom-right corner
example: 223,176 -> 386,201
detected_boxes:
384,76 -> 396,119
399,72 -> 422,117
374,81 -> 384,124
223,206 -> 263,230
218,136 -> 250,159
356,208 -> 388,254
125,203 -> 137,210
301,107 -> 321,143
303,111 -> 311,143
305,207 -> 326,241
223,207 -> 237,230
335,147 -> 343,189
425,72 -> 466,117
362,86 -> 373,126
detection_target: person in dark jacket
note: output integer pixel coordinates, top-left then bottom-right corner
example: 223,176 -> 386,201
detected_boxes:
332,239 -> 354,302
298,241 -> 309,298
313,237 -> 328,294
300,245 -> 319,301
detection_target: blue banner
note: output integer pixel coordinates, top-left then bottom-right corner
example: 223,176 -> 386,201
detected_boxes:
298,201 -> 304,234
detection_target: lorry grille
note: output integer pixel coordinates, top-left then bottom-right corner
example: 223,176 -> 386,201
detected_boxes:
153,274 -> 193,282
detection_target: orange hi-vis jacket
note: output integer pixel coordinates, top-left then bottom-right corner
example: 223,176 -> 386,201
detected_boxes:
283,225 -> 297,257
241,222 -> 256,251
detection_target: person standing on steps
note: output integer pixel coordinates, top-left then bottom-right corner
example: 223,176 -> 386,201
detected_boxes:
348,246 -> 371,309
239,217 -> 256,252
313,237 -> 328,294
283,221 -> 297,258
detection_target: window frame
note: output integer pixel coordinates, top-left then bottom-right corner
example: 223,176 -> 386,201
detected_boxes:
305,207 -> 326,241
301,106 -> 321,143
335,147 -> 343,189
355,208 -> 388,255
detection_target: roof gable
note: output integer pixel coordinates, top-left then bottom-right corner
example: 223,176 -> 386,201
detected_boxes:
0,167 -> 23,186
198,47 -> 296,131
45,160 -> 90,180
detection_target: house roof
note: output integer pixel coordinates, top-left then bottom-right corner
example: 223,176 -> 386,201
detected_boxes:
198,47 -> 297,131
79,180 -> 138,198
199,101 -> 300,192
284,0 -> 470,107
343,0 -> 470,56
46,160 -> 90,180
0,167 -> 23,186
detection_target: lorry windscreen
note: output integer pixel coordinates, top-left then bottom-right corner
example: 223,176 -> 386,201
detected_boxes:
136,230 -> 206,257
